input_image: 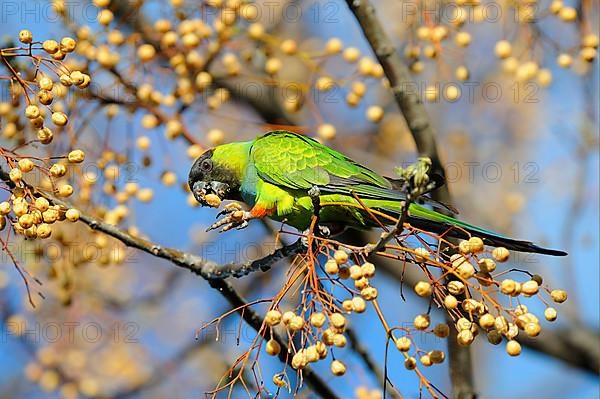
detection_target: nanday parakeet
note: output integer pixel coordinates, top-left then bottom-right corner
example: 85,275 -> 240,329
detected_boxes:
188,131 -> 566,256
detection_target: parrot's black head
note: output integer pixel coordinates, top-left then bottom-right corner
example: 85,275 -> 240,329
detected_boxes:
188,149 -> 241,206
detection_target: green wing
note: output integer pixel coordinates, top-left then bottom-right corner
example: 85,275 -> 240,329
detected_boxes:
250,131 -> 393,197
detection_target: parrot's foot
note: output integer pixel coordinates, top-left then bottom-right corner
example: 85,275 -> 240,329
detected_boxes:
216,202 -> 243,217
208,210 -> 254,232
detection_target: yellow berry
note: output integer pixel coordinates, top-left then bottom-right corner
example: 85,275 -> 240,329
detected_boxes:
357,57 -> 374,75
537,69 -> 553,87
272,374 -> 287,387
420,354 -> 432,367
18,214 -> 34,229
282,311 -> 295,325
447,280 -> 465,295
291,350 -> 307,369
521,280 -> 539,296
43,40 -> 59,54
37,127 -> 54,144
98,9 -> 114,25
349,265 -> 362,280
549,0 -> 563,14
51,111 -> 68,126
0,202 -> 10,215
19,30 -> 33,44
330,313 -> 346,329
557,53 -> 573,68
25,105 -> 40,119
431,26 -> 448,42
346,93 -> 360,107
456,262 -> 475,279
360,286 -> 378,301
68,150 -> 85,163
207,128 -> 225,145
343,47 -> 361,62
479,313 -> 495,329
58,184 -> 73,197
457,329 -> 474,346
414,247 -> 430,262
360,262 -> 375,278
414,281 -> 432,297
404,357 -> 417,370
325,38 -> 343,54
455,31 -> 471,47
265,57 -> 282,74
265,310 -> 282,326
506,339 -> 521,356
195,72 -> 212,90
265,339 -> 281,356
310,312 -> 326,328
280,39 -> 297,55
60,37 -> 76,53
351,296 -> 366,313
366,105 -> 384,122
455,66 -> 470,81
334,250 -> 348,264
559,6 -> 577,22
582,34 -> 599,48
65,208 -> 80,222
444,84 -> 461,101
137,188 -> 154,202
50,163 -> 67,177
137,44 -> 156,62
316,76 -> 335,91
141,114 -> 159,129
330,360 -> 346,376
9,168 -> 22,183
494,40 -> 512,59
39,77 -> 54,91
434,323 -> 450,338
500,279 -> 517,295
37,223 -> 52,239
288,315 -> 305,331
544,307 -> 557,321
317,124 -> 336,140
468,236 -> 485,253
580,47 -> 597,62
414,314 -> 430,330
325,259 -> 339,274
247,23 -> 264,39
137,136 -> 151,150
429,350 -> 445,364
395,336 -> 411,352
18,158 -> 34,172
492,247 -> 510,262
550,289 -> 567,303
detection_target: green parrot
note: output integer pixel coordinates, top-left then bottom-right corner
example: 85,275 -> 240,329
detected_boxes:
188,130 -> 566,256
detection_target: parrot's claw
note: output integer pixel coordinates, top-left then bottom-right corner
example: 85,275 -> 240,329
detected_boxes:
208,210 -> 253,232
217,202 -> 243,217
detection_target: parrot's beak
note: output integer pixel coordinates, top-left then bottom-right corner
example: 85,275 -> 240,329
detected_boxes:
192,181 -> 230,205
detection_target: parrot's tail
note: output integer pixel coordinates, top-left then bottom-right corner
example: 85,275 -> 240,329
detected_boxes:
401,204 -> 568,256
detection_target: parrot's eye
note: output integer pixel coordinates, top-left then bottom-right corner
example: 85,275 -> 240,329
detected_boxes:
200,159 -> 213,172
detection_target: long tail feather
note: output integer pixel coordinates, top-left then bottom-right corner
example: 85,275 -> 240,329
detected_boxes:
402,204 -> 567,256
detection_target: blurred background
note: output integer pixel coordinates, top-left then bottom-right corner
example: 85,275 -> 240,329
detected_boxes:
0,0 -> 598,398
